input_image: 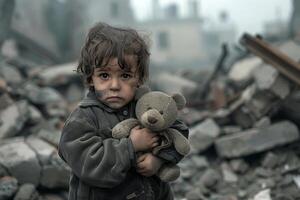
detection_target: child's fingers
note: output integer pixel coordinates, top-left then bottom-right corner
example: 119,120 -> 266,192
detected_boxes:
132,125 -> 141,130
152,142 -> 159,148
152,136 -> 159,142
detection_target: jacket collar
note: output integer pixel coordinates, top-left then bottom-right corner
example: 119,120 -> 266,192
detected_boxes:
78,91 -> 135,114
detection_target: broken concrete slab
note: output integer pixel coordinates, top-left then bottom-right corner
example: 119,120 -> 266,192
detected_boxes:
35,62 -> 77,87
0,61 -> 23,86
221,163 -> 238,183
253,64 -> 291,99
228,56 -> 262,82
0,100 -> 29,139
215,121 -> 299,158
25,137 -> 57,165
189,118 -> 221,153
152,72 -> 198,99
0,137 -> 41,185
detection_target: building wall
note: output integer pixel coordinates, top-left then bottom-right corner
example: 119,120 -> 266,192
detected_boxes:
138,19 -> 209,68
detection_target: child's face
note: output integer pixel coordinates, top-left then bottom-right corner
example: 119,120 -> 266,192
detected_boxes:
89,55 -> 140,109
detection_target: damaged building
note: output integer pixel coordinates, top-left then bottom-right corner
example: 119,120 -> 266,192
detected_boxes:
0,0 -> 300,200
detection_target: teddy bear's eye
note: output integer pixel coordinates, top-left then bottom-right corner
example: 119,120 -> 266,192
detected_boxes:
147,107 -> 152,110
159,111 -> 164,115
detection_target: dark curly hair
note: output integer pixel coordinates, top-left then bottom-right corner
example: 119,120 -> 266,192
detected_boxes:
77,22 -> 150,89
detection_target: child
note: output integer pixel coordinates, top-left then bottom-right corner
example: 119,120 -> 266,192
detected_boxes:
58,22 -> 189,200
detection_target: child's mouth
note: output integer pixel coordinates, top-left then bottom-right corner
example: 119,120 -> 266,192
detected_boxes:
106,96 -> 122,101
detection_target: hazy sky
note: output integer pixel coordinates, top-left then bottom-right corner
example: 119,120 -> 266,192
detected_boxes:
130,0 -> 292,38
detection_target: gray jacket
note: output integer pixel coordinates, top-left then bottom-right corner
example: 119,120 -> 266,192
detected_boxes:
58,91 -> 189,200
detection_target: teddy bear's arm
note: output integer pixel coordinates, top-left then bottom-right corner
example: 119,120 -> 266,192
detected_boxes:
167,128 -> 190,156
112,118 -> 139,139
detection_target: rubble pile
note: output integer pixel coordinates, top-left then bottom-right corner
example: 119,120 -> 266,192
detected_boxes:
171,36 -> 300,200
1,23 -> 300,200
0,59 -> 82,199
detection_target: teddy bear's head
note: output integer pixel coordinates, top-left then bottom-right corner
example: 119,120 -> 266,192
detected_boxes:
135,91 -> 186,132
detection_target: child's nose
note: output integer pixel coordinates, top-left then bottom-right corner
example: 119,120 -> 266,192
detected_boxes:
110,77 -> 121,90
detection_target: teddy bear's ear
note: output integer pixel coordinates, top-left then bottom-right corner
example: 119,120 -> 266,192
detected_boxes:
171,93 -> 186,110
135,85 -> 151,100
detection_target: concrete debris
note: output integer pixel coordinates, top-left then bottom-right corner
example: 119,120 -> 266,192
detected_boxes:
172,35 -> 300,200
189,118 -> 220,153
1,14 -> 300,199
13,183 -> 39,200
253,189 -> 271,200
0,100 -> 29,139
0,176 -> 18,200
253,64 -> 291,99
0,137 -> 41,185
215,121 -> 299,158
39,153 -> 70,189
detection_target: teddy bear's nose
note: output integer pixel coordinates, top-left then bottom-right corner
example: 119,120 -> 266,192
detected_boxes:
148,116 -> 157,124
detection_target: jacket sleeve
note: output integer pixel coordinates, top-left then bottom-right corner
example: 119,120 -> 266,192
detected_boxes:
156,119 -> 189,164
58,110 -> 136,188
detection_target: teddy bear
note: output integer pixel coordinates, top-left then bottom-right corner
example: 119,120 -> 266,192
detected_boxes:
112,86 -> 190,182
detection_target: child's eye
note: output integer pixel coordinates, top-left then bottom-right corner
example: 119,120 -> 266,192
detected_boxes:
121,73 -> 132,80
99,73 -> 109,80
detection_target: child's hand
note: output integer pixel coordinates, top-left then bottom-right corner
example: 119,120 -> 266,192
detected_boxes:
129,126 -> 159,152
136,153 -> 164,177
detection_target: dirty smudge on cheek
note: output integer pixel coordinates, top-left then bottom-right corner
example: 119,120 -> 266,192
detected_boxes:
94,89 -> 107,100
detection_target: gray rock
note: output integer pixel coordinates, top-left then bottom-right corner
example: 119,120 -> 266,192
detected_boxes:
25,137 -> 57,165
0,138 -> 41,185
232,105 -> 256,129
0,100 -> 29,139
190,156 -> 209,170
199,169 -> 220,189
189,118 -> 220,153
37,128 -> 61,147
222,126 -> 242,135
246,91 -> 279,119
261,152 -> 279,169
39,153 -> 70,189
255,167 -> 273,178
0,62 -> 23,85
13,183 -> 39,200
179,108 -> 209,126
254,117 -> 271,128
0,93 -> 13,110
22,83 -> 65,105
253,64 -> 290,99
229,159 -> 249,174
0,176 -> 18,200
185,187 -> 207,200
44,102 -> 67,118
215,121 -> 299,158
221,163 -> 238,183
27,105 -> 43,125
